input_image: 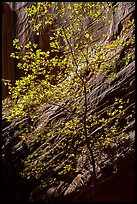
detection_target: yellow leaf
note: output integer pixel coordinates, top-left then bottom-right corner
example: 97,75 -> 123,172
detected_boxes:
85,33 -> 90,38
90,36 -> 93,41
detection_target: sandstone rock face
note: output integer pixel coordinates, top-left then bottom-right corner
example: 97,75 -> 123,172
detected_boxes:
2,2 -> 26,99
2,2 -> 135,202
2,3 -> 16,99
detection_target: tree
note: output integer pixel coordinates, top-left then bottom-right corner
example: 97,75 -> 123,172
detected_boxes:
2,2 -> 135,188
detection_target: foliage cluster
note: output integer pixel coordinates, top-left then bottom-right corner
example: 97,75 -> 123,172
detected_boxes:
20,97 -> 130,182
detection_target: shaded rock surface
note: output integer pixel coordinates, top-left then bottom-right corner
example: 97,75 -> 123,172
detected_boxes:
2,2 -> 17,99
2,2 -> 135,202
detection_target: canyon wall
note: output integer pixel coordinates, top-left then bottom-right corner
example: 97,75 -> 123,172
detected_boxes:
2,2 -> 135,202
2,3 -> 16,99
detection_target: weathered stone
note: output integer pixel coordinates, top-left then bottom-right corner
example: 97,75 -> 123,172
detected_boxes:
64,174 -> 89,196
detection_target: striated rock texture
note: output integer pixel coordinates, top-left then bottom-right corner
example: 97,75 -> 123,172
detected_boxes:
2,2 -> 135,202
